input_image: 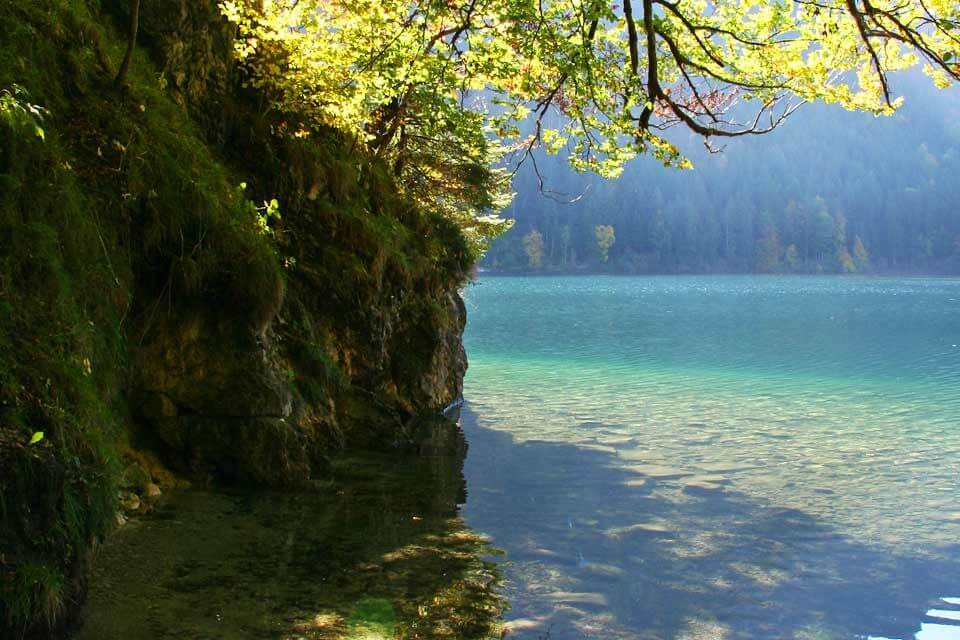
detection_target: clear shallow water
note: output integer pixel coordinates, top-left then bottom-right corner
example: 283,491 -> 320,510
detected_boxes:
77,425 -> 505,639
461,275 -> 960,640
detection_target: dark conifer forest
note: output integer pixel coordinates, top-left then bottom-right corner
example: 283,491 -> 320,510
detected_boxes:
485,73 -> 960,275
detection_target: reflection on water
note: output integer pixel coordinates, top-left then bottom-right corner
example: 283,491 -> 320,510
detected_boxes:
78,418 -> 505,639
461,275 -> 960,639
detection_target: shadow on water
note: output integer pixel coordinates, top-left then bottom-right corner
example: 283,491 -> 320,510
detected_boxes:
77,417 -> 506,639
460,403 -> 960,640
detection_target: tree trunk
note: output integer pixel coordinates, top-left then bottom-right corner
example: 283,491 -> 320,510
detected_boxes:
115,0 -> 141,87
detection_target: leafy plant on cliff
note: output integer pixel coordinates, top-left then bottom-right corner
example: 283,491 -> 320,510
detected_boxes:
0,85 -> 46,141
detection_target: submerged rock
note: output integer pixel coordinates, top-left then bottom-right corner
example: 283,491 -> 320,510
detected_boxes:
682,480 -> 726,495
121,493 -> 141,513
623,464 -> 694,480
682,474 -> 731,495
605,522 -> 674,539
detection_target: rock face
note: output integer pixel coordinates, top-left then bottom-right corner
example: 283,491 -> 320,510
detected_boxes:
419,291 -> 469,409
128,225 -> 470,484
108,0 -> 237,141
134,313 -> 311,485
121,0 -> 471,486
133,286 -> 469,486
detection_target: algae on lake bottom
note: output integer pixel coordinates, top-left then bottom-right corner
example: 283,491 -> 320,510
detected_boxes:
78,424 -> 505,640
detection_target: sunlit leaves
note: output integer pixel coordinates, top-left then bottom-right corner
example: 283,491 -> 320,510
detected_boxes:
221,0 -> 958,226
220,0 -> 521,254
0,84 -> 47,141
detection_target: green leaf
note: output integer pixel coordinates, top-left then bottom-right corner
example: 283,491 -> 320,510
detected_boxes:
29,431 -> 44,445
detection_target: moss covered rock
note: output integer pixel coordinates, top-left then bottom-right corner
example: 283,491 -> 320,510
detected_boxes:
0,0 -> 472,636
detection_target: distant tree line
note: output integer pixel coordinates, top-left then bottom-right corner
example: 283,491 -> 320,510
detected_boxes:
484,77 -> 960,275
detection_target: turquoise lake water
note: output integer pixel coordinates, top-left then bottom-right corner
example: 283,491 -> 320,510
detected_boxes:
460,275 -> 960,640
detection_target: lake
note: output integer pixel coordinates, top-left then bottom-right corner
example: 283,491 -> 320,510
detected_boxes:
75,275 -> 960,640
461,275 -> 960,640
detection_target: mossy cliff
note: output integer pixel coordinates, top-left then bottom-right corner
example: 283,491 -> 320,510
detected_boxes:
0,0 -> 472,636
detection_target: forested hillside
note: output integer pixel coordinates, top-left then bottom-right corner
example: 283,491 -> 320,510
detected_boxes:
485,74 -> 960,274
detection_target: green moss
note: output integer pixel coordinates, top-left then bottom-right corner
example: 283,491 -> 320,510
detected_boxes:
252,129 -> 471,427
0,0 -> 284,634
0,0 -> 475,634
2,562 -> 66,631
345,597 -> 397,637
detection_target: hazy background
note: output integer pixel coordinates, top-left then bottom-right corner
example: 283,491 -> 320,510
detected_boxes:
485,72 -> 960,275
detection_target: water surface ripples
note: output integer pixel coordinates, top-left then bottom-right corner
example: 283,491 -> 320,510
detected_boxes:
461,276 -> 960,639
